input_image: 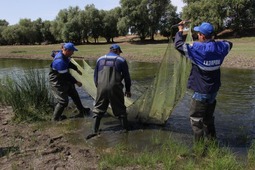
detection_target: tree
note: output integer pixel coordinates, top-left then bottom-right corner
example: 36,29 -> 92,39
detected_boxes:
18,19 -> 37,44
120,0 -> 178,41
79,5 -> 92,43
224,0 -> 255,32
0,19 -> 9,45
147,0 -> 173,40
50,20 -> 63,43
101,7 -> 121,43
120,0 -> 150,41
158,3 -> 180,40
1,25 -> 21,45
0,20 -> 9,27
63,6 -> 82,43
182,0 -> 255,35
40,20 -> 56,44
32,18 -> 44,44
117,16 -> 129,36
83,5 -> 103,43
182,0 -> 226,33
53,6 -> 82,43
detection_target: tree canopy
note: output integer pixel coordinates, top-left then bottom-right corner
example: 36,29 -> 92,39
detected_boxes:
0,0 -> 254,45
182,0 -> 255,34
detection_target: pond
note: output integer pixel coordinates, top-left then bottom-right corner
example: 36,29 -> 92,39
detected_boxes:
1,58 -> 255,155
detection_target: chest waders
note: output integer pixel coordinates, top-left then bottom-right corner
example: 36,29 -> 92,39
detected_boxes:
189,99 -> 216,142
92,56 -> 128,134
49,68 -> 90,121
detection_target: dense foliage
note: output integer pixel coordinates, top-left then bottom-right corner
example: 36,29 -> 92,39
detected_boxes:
0,0 -> 254,45
182,0 -> 255,34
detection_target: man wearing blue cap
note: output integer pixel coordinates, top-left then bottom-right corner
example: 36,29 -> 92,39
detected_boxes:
87,44 -> 131,138
49,42 -> 90,121
174,22 -> 233,142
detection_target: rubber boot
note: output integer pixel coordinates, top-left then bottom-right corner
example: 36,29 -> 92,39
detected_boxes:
86,115 -> 102,140
52,103 -> 66,121
190,118 -> 204,142
189,99 -> 207,142
93,115 -> 102,134
204,100 -> 217,140
119,115 -> 129,132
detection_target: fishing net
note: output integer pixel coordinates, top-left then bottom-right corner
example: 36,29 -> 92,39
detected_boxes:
70,26 -> 193,125
128,28 -> 193,124
70,59 -> 96,100
69,59 -> 138,107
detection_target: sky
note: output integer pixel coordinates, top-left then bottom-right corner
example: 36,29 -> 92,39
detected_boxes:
1,0 -> 185,25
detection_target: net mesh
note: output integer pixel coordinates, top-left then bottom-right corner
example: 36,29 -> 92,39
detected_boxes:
70,26 -> 193,125
128,29 -> 193,124
69,59 -> 139,107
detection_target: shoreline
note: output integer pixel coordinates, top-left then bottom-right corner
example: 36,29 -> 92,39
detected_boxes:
0,54 -> 254,70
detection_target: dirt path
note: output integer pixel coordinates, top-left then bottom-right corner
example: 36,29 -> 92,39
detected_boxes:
0,106 -> 99,169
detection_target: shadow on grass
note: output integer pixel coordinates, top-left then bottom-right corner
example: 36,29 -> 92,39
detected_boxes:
0,146 -> 20,157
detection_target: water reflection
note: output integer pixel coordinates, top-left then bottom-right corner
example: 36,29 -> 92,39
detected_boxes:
0,58 -> 255,148
0,58 -> 51,79
168,68 -> 255,147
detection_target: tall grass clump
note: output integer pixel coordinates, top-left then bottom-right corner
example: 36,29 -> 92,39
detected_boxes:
98,135 -> 190,169
98,134 -> 246,170
247,140 -> 255,168
192,141 -> 242,170
1,68 -> 54,122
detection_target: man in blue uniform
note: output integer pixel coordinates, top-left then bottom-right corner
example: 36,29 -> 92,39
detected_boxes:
174,22 -> 233,141
49,42 -> 90,121
91,44 -> 131,136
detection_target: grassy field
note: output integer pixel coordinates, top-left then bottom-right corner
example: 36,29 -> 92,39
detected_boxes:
0,36 -> 254,68
0,42 -> 168,62
227,37 -> 255,58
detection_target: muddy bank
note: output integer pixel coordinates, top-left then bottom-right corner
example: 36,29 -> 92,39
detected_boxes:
0,106 -> 99,169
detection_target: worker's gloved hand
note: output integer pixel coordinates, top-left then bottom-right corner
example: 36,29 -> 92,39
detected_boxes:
76,69 -> 82,75
125,91 -> 131,98
76,81 -> 82,87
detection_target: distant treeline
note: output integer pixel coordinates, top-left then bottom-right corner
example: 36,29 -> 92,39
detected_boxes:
0,0 -> 254,45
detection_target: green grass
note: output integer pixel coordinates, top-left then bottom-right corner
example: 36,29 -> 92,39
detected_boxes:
0,42 -> 168,62
226,37 -> 255,59
0,37 -> 254,64
247,141 -> 255,168
98,135 -> 247,170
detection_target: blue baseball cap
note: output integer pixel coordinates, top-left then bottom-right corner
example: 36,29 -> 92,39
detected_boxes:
63,42 -> 78,51
194,22 -> 214,36
110,44 -> 122,53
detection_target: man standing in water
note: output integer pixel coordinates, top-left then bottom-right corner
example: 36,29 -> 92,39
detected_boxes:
87,44 -> 131,139
174,22 -> 233,142
49,42 -> 90,121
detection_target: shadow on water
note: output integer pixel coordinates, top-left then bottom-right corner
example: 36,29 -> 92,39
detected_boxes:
1,58 -> 255,159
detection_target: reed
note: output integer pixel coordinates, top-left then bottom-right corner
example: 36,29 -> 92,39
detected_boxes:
247,141 -> 255,168
0,68 -> 54,122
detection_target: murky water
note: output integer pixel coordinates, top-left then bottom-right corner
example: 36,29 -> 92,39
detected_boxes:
1,58 -> 255,156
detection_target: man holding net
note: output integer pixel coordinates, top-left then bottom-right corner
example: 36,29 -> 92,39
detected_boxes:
87,44 -> 131,138
49,43 -> 90,121
174,21 -> 233,142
